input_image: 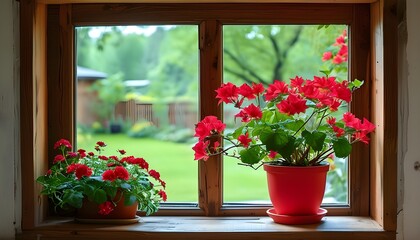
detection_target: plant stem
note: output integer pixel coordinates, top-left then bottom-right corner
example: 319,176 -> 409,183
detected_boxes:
293,111 -> 316,137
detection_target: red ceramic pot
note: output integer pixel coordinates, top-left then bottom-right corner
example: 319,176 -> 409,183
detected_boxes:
76,191 -> 138,219
263,164 -> 329,216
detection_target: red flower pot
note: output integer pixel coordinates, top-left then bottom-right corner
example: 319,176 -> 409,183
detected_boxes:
263,164 -> 329,216
76,192 -> 138,219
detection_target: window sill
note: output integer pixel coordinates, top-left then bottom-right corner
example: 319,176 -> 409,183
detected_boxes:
18,216 -> 395,240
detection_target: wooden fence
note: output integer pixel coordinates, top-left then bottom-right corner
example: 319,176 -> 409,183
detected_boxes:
115,99 -> 198,129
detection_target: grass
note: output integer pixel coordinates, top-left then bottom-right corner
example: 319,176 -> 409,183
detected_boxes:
76,133 -> 270,203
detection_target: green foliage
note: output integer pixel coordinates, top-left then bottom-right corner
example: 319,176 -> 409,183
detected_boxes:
36,139 -> 167,216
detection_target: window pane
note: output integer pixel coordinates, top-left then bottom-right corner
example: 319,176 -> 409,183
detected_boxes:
222,25 -> 348,204
75,25 -> 199,203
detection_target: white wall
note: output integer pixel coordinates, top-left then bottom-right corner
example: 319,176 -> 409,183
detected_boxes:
0,0 -> 19,239
402,0 -> 420,239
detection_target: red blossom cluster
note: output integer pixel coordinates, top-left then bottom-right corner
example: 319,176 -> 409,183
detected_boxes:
66,163 -> 93,179
322,30 -> 348,65
98,201 -> 114,215
192,30 -> 375,165
42,139 -> 168,216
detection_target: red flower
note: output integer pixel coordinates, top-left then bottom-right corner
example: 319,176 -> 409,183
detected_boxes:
158,190 -> 167,202
54,139 -> 72,150
238,83 -> 255,100
332,125 -> 345,137
238,132 -> 252,148
102,169 -> 116,181
193,141 -> 210,161
88,152 -> 94,156
66,163 -> 78,174
77,149 -> 87,158
353,131 -> 370,144
252,83 -> 265,96
98,155 -> 109,161
332,55 -> 345,64
67,152 -> 78,158
264,80 -> 289,101
53,154 -> 66,164
343,112 -> 361,129
360,118 -> 376,133
98,201 -> 114,215
337,45 -> 348,60
333,81 -> 352,103
268,151 -> 278,159
322,51 -> 333,61
149,169 -> 160,181
135,158 -> 149,170
290,76 -> 304,88
277,94 -> 308,115
114,166 -> 130,181
118,149 -> 126,155
215,82 -> 239,105
334,35 -> 346,46
46,169 -> 52,175
235,104 -> 262,122
121,156 -> 135,163
159,179 -> 166,189
326,117 -> 336,126
96,141 -> 106,147
194,116 -> 226,141
74,164 -> 92,180
109,156 -> 119,161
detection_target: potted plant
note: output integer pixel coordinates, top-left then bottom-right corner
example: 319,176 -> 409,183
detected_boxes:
192,31 -> 375,224
37,139 -> 167,223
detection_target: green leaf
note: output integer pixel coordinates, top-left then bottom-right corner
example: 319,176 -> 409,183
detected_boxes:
276,136 -> 296,159
260,130 -> 288,152
302,130 -> 327,151
83,184 -> 96,201
333,137 -> 352,158
239,147 -> 262,165
124,193 -> 137,206
105,186 -> 118,199
62,189 -> 83,208
120,183 -> 131,190
93,189 -> 107,204
231,126 -> 245,138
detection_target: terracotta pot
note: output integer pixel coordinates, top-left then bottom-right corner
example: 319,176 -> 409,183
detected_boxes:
76,191 -> 138,219
263,164 -> 329,216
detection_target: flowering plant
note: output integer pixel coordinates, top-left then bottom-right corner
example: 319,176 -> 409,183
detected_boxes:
192,30 -> 375,168
37,139 -> 167,216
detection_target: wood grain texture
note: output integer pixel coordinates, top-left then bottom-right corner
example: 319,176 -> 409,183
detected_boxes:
349,4 -> 371,216
20,0 -> 36,230
20,0 -> 49,230
71,3 -> 355,25
381,0 -> 398,231
198,20 -> 223,216
47,4 -> 74,161
369,0 -> 398,232
17,216 -> 394,240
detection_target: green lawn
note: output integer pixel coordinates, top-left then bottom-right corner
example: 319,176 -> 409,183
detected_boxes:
76,133 -> 270,203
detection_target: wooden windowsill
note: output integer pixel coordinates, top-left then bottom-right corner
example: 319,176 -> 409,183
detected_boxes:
18,216 -> 395,240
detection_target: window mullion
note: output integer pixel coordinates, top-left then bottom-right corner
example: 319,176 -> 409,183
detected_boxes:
198,20 -> 223,216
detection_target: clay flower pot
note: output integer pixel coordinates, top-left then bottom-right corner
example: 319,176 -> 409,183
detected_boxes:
263,164 -> 329,216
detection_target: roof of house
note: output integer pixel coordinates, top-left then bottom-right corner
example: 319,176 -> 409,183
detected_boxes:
77,66 -> 108,80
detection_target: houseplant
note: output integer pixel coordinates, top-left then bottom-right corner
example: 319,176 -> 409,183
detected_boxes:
192,30 -> 375,224
37,139 -> 167,222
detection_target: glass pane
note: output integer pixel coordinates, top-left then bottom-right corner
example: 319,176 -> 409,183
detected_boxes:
222,25 -> 349,204
75,25 -> 199,203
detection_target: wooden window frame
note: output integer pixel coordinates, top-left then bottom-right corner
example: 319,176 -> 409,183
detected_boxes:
19,0 -> 397,239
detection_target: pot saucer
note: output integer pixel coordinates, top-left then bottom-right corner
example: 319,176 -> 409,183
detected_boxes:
266,208 -> 327,225
75,215 -> 141,224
